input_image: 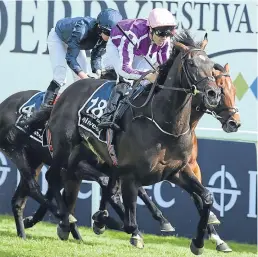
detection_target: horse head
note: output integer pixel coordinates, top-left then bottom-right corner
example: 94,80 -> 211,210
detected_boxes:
212,63 -> 241,132
171,31 -> 221,109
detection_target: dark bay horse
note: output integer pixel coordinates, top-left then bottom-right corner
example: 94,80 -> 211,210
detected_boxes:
42,31 -> 222,255
61,63 -> 240,252
21,64 -> 239,253
0,91 -> 66,238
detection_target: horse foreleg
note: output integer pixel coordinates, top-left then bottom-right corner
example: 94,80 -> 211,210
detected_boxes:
191,162 -> 231,252
191,162 -> 220,225
138,186 -> 174,232
191,193 -> 232,252
207,225 -> 232,252
20,166 -> 61,220
168,164 -> 213,255
61,175 -> 82,241
23,186 -> 54,229
121,176 -> 143,249
92,173 -> 121,235
14,154 -> 47,208
11,179 -> 28,239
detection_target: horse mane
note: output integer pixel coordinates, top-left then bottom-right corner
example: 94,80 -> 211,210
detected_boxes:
157,30 -> 202,85
173,30 -> 202,48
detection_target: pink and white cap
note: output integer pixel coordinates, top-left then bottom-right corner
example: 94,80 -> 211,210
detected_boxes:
147,8 -> 177,28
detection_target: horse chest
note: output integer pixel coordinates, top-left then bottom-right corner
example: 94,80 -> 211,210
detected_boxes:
147,142 -> 191,176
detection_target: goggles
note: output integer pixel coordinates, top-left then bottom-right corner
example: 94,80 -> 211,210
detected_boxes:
153,25 -> 177,37
99,26 -> 111,36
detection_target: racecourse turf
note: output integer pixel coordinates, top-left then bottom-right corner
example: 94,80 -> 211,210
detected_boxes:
0,215 -> 256,257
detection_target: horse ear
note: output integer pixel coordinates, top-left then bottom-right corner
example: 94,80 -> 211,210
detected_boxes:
214,63 -> 225,72
224,63 -> 230,72
174,42 -> 189,52
200,33 -> 208,50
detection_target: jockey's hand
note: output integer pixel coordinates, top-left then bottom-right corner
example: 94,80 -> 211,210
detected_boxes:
78,71 -> 89,79
95,70 -> 102,78
145,72 -> 158,83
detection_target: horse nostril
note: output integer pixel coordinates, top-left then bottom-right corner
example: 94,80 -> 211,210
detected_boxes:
228,120 -> 240,129
207,90 -> 216,98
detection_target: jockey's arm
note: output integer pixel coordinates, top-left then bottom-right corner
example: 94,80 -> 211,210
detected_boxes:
90,39 -> 107,76
157,40 -> 171,65
117,35 -> 146,81
66,21 -> 89,79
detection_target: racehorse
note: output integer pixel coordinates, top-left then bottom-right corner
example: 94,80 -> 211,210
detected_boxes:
53,63 -> 239,253
0,81 -> 172,239
23,63 -> 239,248
0,91 -> 66,238
38,30 -> 222,255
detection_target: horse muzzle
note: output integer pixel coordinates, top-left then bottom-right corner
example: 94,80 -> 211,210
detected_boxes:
203,85 -> 221,109
223,119 -> 241,133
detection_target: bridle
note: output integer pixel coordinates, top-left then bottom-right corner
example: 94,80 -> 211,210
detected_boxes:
128,47 -> 216,109
195,72 -> 239,126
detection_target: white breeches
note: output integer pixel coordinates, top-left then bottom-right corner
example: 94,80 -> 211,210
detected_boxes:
47,28 -> 88,87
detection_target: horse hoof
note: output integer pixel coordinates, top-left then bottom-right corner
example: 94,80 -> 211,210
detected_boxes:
92,210 -> 109,222
57,224 -> 70,240
23,216 -> 34,229
70,223 -> 82,241
160,222 -> 175,232
93,222 -> 105,235
130,234 -> 144,249
190,239 -> 204,255
216,242 -> 232,252
18,232 -> 26,239
208,211 -> 220,225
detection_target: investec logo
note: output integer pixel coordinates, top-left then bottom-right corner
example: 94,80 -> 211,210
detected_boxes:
207,165 -> 257,218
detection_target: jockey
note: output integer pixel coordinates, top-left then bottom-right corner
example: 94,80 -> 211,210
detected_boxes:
17,8 -> 123,134
98,8 -> 177,130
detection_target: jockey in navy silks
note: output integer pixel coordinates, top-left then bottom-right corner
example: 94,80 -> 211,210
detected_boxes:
17,8 -> 123,134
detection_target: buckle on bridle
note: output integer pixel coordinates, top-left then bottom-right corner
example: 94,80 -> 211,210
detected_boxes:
191,85 -> 200,95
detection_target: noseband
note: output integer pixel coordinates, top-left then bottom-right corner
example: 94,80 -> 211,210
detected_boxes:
195,72 -> 239,125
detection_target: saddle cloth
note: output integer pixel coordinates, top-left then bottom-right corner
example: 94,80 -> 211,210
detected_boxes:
78,80 -> 148,143
78,81 -> 116,143
16,91 -> 46,144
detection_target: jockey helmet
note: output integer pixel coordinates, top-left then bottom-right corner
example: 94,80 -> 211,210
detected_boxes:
147,8 -> 177,37
97,8 -> 123,36
147,8 -> 177,28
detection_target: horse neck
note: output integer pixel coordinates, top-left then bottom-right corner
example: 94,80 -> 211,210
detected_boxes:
154,55 -> 192,136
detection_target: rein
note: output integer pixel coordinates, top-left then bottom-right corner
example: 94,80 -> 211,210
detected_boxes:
130,47 -> 215,137
127,47 -> 211,109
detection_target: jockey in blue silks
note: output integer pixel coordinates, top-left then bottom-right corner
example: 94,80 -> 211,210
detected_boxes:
17,8 -> 123,134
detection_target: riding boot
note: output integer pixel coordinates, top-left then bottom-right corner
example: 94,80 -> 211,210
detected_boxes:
17,80 -> 60,134
98,88 -> 122,131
